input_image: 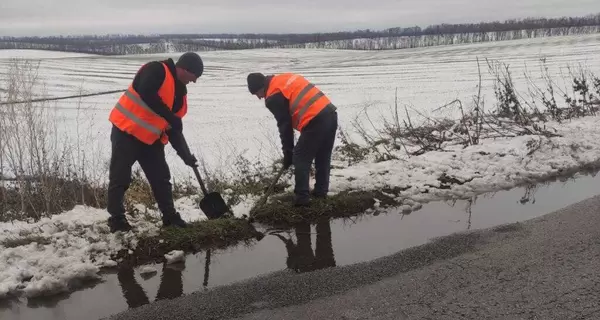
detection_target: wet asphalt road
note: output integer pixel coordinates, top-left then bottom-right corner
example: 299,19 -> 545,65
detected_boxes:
107,194 -> 600,320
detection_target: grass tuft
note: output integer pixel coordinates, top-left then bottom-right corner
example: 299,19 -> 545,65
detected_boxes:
119,218 -> 263,266
250,190 -> 400,226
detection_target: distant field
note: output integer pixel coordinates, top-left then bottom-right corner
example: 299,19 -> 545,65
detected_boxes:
0,33 -> 599,179
0,49 -> 100,59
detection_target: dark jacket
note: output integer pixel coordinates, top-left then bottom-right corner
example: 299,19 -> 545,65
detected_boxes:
130,58 -> 188,154
263,75 -> 336,155
133,58 -> 187,126
264,75 -> 295,155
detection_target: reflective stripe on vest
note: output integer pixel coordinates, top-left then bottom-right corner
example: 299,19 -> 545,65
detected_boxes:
109,62 -> 184,145
266,73 -> 331,131
113,90 -> 163,136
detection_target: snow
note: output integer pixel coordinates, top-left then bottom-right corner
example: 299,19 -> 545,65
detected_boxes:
196,38 -> 278,44
328,115 -> 600,207
0,49 -> 99,59
0,193 -> 239,299
230,194 -> 262,217
139,266 -> 157,275
0,206 -> 121,298
4,109 -> 592,298
6,114 -> 592,300
164,250 -> 185,264
1,34 -> 599,180
1,34 -> 600,299
174,197 -> 207,222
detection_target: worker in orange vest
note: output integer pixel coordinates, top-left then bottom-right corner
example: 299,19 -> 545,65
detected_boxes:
106,52 -> 204,233
247,72 -> 338,206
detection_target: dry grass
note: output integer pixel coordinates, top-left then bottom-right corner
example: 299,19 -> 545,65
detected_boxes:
335,58 -> 599,165
0,59 -> 110,222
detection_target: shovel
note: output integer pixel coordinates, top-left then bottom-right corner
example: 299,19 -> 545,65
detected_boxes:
192,165 -> 231,219
177,132 -> 230,220
248,165 -> 288,222
256,166 -> 287,208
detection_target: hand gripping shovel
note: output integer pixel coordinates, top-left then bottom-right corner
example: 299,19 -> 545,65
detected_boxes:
178,133 -> 230,220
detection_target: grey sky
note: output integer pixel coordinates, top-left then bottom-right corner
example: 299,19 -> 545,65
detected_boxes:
1,0 -> 599,36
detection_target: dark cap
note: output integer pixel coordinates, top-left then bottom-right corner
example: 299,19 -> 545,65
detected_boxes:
176,52 -> 204,77
247,72 -> 266,94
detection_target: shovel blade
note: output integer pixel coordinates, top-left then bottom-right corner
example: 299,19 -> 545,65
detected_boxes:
200,192 -> 229,219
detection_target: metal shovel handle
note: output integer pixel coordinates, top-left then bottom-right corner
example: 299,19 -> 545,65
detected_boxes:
193,166 -> 209,196
176,131 -> 209,196
256,166 -> 287,209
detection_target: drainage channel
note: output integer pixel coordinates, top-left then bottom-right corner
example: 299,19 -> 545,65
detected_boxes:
2,170 -> 600,320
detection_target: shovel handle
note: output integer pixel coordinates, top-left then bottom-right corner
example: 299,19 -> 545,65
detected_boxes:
176,131 -> 209,196
256,166 -> 287,208
193,166 -> 209,196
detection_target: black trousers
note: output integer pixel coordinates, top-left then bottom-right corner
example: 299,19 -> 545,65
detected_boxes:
107,125 -> 175,218
293,105 -> 338,200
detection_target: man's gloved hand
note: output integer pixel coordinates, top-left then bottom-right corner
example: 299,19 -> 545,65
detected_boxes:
181,153 -> 198,167
283,151 -> 293,169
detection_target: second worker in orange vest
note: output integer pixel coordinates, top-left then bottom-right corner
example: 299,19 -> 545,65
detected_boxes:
106,52 -> 204,233
247,72 -> 338,207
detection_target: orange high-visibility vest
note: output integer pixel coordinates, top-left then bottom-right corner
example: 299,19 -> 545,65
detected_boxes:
266,73 -> 332,131
108,62 -> 188,145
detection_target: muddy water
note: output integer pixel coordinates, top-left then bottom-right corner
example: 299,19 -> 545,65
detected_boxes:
2,171 -> 600,320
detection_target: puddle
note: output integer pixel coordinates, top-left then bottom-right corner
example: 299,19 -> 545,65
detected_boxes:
2,170 -> 600,320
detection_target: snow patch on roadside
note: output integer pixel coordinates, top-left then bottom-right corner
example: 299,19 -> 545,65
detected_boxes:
0,193 -> 258,299
329,115 -> 600,203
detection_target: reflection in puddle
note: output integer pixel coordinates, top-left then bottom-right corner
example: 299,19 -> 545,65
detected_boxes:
116,248 -> 219,309
115,220 -> 338,311
117,261 -> 184,309
3,170 -> 600,320
271,219 -> 336,273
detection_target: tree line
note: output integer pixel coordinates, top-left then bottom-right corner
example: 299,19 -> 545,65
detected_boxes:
0,13 -> 599,54
285,26 -> 600,50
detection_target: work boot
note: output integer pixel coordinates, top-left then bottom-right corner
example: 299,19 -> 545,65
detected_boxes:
162,212 -> 188,228
310,190 -> 328,199
293,195 -> 310,207
108,215 -> 133,233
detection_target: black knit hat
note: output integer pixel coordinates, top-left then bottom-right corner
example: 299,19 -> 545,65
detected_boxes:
176,52 -> 204,77
247,73 -> 266,94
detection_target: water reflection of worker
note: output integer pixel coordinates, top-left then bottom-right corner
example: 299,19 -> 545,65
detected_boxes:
273,218 -> 336,272
117,260 -> 185,309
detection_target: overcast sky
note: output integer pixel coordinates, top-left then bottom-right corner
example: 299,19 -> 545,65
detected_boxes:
1,0 -> 600,36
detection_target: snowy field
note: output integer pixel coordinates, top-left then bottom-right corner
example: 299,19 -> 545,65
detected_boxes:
2,33 -> 600,299
1,33 -> 599,179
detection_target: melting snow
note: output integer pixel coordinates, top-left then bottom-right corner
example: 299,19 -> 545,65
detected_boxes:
1,115 -> 600,299
329,115 -> 600,206
164,250 -> 186,264
139,266 -> 158,275
0,193 -> 259,299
